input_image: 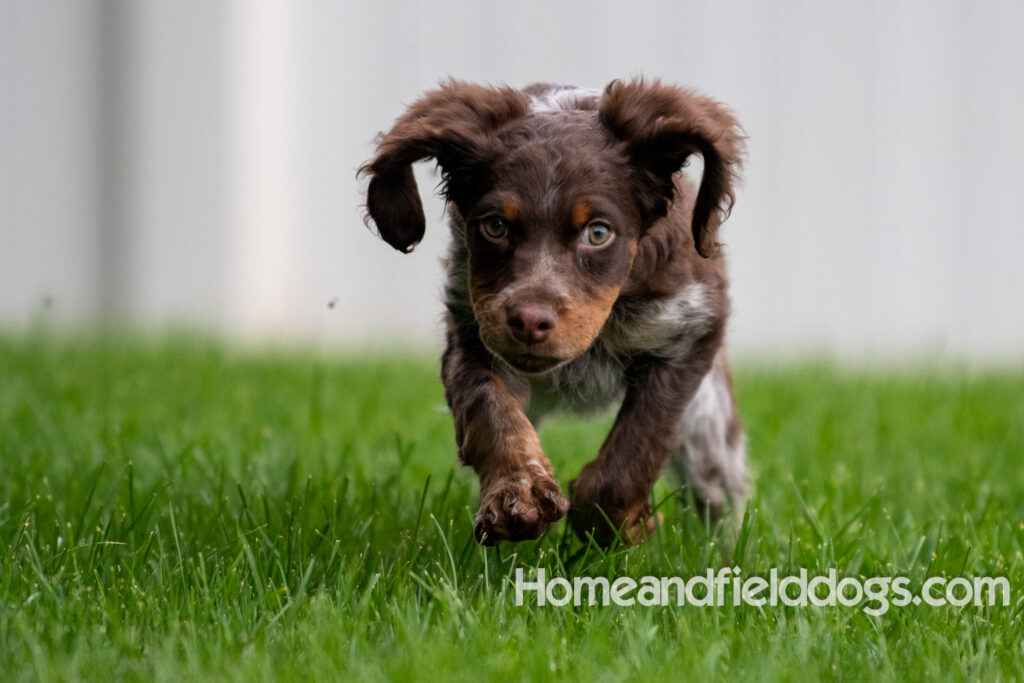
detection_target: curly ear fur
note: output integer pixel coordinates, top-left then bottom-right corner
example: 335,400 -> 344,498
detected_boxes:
599,78 -> 745,257
359,81 -> 529,253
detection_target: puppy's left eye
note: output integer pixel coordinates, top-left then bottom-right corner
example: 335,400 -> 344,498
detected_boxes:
479,217 -> 509,242
581,221 -> 614,248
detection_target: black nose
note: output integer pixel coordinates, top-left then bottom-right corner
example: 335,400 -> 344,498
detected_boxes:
506,304 -> 558,345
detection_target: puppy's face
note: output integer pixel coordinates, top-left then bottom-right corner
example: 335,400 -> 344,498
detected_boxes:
461,121 -> 641,373
361,80 -> 744,373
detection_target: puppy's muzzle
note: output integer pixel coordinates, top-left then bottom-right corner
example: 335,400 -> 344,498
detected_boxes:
506,304 -> 557,345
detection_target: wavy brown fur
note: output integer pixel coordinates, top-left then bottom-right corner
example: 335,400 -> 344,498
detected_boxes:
361,78 -> 749,546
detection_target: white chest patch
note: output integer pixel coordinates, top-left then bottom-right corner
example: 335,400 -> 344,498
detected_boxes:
527,344 -> 625,421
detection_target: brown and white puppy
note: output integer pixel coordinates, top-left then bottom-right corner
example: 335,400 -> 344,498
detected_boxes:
360,78 -> 748,546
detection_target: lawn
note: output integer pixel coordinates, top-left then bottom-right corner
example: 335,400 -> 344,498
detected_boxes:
1,333 -> 1022,681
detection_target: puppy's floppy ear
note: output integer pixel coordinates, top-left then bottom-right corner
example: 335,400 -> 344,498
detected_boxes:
359,81 -> 528,253
599,78 -> 745,257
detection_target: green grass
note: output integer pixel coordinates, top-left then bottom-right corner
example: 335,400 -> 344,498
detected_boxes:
1,333 -> 1022,681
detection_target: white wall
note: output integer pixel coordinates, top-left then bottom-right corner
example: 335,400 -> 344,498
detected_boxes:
3,0 -> 1023,360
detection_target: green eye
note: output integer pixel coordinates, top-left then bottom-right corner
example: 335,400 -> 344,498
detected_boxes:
583,221 -> 613,247
479,217 -> 508,241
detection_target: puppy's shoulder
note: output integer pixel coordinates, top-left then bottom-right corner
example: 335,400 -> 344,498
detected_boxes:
604,183 -> 730,356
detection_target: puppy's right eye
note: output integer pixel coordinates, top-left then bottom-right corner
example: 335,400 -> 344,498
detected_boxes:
479,217 -> 509,242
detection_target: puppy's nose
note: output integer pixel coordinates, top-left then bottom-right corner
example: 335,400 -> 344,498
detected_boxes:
506,304 -> 558,345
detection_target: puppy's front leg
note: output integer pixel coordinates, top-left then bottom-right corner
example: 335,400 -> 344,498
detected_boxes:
442,336 -> 569,545
568,348 -> 718,545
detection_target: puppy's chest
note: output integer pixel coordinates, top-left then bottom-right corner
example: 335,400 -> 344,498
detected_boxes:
526,283 -> 716,419
527,344 -> 625,419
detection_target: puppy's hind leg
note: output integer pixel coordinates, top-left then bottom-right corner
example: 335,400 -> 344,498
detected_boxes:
669,352 -> 749,526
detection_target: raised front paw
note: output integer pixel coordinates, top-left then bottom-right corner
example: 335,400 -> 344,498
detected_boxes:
473,470 -> 569,545
567,463 -> 661,546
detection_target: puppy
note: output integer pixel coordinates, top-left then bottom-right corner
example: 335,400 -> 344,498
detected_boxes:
360,78 -> 748,546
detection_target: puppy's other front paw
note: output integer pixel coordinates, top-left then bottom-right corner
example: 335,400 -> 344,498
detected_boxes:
473,472 -> 569,545
568,464 -> 661,546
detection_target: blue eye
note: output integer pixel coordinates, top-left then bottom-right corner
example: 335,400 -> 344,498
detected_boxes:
479,217 -> 508,241
582,221 -> 613,247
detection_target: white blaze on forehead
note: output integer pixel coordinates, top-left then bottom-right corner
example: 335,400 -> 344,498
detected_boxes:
521,85 -> 603,214
528,87 -> 602,114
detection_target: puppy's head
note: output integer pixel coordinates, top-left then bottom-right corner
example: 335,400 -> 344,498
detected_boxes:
360,79 -> 744,373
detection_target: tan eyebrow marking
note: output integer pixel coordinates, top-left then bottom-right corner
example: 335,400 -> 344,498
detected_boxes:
572,200 -> 591,229
502,195 -> 519,222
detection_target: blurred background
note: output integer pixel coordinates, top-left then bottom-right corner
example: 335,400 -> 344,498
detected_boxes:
2,0 -> 1022,361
